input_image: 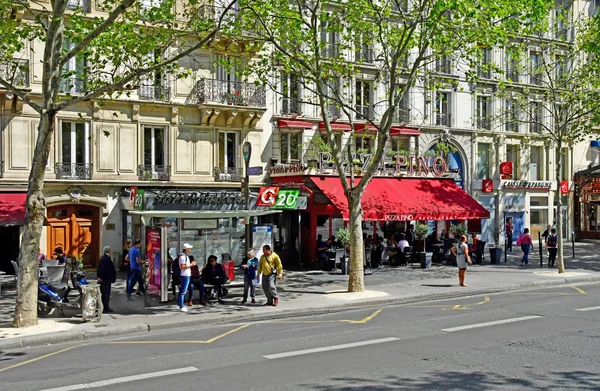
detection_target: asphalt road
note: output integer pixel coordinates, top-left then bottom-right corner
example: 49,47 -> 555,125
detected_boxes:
2,283 -> 600,391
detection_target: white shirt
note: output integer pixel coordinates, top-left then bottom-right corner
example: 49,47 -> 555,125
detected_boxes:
179,253 -> 191,277
399,239 -> 409,253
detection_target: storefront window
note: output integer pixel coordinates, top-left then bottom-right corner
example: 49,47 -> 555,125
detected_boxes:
530,196 -> 549,238
316,215 -> 331,242
530,146 -> 542,181
506,144 -> 520,179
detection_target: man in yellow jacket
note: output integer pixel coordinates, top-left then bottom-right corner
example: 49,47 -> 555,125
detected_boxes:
258,245 -> 283,306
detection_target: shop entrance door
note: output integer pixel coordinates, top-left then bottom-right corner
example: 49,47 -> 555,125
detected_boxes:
47,205 -> 100,268
0,226 -> 20,273
504,212 -> 525,244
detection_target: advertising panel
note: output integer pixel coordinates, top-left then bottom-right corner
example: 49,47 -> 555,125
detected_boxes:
146,228 -> 162,296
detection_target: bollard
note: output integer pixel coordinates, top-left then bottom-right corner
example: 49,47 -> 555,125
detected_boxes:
572,230 -> 575,258
538,231 -> 543,268
504,236 -> 507,263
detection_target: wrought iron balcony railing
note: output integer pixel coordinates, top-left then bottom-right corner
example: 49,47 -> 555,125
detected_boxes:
356,104 -> 374,120
476,116 -> 491,130
66,0 -> 91,12
139,83 -> 171,101
435,113 -> 451,126
188,78 -> 266,107
54,163 -> 93,180
394,108 -> 410,124
214,167 -> 243,182
137,165 -> 170,181
0,59 -> 30,88
355,48 -> 374,63
435,59 -> 453,75
281,97 -> 301,115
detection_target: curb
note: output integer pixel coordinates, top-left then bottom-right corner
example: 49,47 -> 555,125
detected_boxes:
1,274 -> 599,350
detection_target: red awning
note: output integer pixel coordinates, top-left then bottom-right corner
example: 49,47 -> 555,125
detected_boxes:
390,127 -> 421,136
309,176 -> 490,221
278,119 -> 313,129
354,123 -> 377,134
319,122 -> 352,132
0,193 -> 27,226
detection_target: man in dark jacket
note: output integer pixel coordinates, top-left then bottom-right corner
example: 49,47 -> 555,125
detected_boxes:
97,246 -> 117,313
201,255 -> 226,304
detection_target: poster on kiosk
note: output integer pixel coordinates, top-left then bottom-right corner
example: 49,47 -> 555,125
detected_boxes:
145,227 -> 169,302
252,225 -> 274,260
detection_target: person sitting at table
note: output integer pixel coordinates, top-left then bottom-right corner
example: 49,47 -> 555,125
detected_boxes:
387,236 -> 398,266
398,234 -> 409,254
54,247 -> 67,264
469,233 -> 479,255
365,234 -> 374,247
317,239 -> 333,269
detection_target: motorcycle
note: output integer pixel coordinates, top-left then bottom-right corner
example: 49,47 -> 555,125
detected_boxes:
37,261 -> 103,322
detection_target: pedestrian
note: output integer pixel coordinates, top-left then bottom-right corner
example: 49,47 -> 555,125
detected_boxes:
38,248 -> 46,265
54,247 -> 67,264
201,255 -> 226,304
126,240 -> 145,299
546,228 -> 558,268
189,256 -> 206,305
406,224 -> 415,246
241,249 -> 259,304
517,228 -> 533,266
451,235 -> 471,287
505,217 -> 514,252
258,245 -> 283,306
97,246 -> 116,313
123,239 -> 132,278
541,224 -> 552,243
177,243 -> 195,312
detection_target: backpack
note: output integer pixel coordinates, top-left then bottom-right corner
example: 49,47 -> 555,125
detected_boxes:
547,234 -> 557,248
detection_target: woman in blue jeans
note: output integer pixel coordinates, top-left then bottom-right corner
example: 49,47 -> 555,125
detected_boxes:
519,228 -> 533,266
177,244 -> 196,312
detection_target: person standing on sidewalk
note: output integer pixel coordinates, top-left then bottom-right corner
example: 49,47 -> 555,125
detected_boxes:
451,235 -> 471,287
97,246 -> 116,313
126,240 -> 145,299
518,228 -> 533,266
123,239 -> 132,280
258,245 -> 283,306
241,249 -> 259,304
546,228 -> 559,268
177,243 -> 195,312
505,217 -> 514,252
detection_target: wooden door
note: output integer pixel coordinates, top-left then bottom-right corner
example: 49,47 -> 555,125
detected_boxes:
47,205 -> 100,268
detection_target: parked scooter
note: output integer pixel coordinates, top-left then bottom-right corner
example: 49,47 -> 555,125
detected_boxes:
37,260 -> 103,322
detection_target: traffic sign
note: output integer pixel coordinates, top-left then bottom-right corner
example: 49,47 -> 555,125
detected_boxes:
247,166 -> 263,176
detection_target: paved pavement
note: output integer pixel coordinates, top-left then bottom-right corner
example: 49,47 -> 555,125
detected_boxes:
1,283 -> 599,390
1,241 -> 599,350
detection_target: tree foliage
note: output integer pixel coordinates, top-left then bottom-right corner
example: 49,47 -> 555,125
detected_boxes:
242,0 -> 553,291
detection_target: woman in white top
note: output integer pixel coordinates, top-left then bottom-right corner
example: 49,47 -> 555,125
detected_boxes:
451,235 -> 472,287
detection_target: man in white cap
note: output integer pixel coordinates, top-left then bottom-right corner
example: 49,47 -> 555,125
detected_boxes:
178,243 -> 196,312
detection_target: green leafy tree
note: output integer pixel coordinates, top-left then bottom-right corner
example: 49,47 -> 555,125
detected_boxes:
0,0 -> 238,327
494,12 -> 600,273
243,0 -> 552,292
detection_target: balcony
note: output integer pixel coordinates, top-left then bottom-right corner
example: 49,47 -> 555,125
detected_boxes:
139,83 -> 171,101
198,4 -> 262,37
356,105 -> 374,120
505,121 -> 518,132
355,48 -> 374,63
435,113 -> 451,126
435,59 -> 453,75
393,108 -> 410,124
321,43 -> 339,58
54,163 -> 92,180
188,78 -> 266,108
137,165 -> 171,181
281,97 -> 300,115
505,68 -> 519,83
0,59 -> 30,88
530,74 -> 542,86
476,117 -> 491,130
214,167 -> 242,182
66,0 -> 91,12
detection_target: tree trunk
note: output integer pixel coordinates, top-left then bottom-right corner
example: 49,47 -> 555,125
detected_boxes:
13,111 -> 56,328
347,191 -> 365,292
556,158 -> 565,273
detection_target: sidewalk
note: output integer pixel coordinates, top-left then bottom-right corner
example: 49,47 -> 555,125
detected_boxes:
1,242 -> 599,349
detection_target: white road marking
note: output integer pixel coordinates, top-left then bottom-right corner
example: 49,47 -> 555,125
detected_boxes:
264,337 -> 399,360
574,305 -> 600,312
441,316 -> 543,333
41,367 -> 198,391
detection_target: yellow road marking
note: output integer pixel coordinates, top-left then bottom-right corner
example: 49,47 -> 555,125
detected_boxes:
476,296 -> 491,305
409,296 -> 491,311
348,309 -> 383,324
572,286 -> 587,295
0,345 -> 82,373
268,309 -> 383,325
103,324 -> 251,345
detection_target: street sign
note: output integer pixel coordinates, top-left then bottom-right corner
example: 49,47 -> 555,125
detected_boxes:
242,142 -> 252,166
247,166 -> 263,176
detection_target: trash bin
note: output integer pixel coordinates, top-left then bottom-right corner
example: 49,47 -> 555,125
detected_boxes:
489,247 -> 502,264
340,256 -> 349,275
424,253 -> 433,269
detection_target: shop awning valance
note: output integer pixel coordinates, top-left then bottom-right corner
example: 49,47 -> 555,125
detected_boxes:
319,122 -> 352,132
390,127 -> 422,137
278,119 -> 314,129
309,176 -> 490,221
129,209 -> 281,220
0,193 -> 27,226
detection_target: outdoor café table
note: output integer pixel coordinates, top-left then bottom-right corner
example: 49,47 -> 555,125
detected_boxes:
326,249 -> 337,270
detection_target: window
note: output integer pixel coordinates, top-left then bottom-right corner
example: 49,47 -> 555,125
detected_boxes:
530,101 -> 543,133
530,52 -> 541,85
505,99 -> 518,132
476,95 -> 491,130
320,21 -> 339,57
141,0 -> 163,10
394,86 -> 410,123
61,121 -> 90,165
476,143 -> 490,179
281,132 -> 301,163
321,133 -> 342,152
478,47 -> 492,78
324,78 -> 340,117
219,131 -> 239,170
435,92 -> 451,126
505,51 -> 519,82
556,56 -> 567,83
143,127 -> 167,167
355,136 -> 372,153
435,54 -> 452,74
506,144 -> 520,179
61,38 -> 85,94
530,196 -> 549,233
281,72 -> 300,114
530,146 -> 542,180
216,55 -> 238,82
355,80 -> 373,120
355,34 -> 374,63
139,51 -> 170,101
394,137 -> 409,152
